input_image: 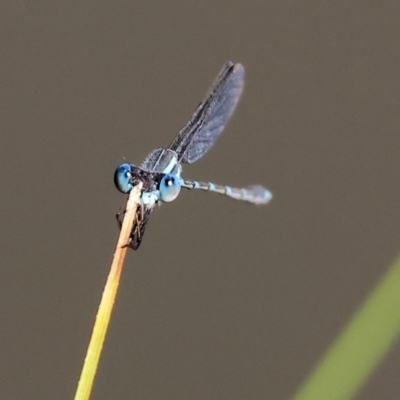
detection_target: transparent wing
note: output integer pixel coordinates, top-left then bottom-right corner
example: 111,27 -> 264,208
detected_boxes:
168,62 -> 245,164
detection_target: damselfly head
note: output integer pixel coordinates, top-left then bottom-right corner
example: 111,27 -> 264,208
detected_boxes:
158,173 -> 181,202
114,163 -> 133,193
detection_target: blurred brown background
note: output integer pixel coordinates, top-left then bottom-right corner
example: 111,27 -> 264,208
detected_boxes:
1,2 -> 400,399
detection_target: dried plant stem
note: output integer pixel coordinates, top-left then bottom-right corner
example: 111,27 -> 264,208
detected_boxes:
74,183 -> 142,400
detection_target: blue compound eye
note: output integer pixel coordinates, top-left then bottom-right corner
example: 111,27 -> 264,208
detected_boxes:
159,174 -> 181,202
114,163 -> 133,193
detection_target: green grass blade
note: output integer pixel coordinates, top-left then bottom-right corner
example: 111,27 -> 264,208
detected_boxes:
292,254 -> 400,400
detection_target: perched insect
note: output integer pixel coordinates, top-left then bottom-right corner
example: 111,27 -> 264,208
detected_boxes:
114,62 -> 272,249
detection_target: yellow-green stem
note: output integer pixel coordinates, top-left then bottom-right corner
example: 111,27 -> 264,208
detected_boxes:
74,183 -> 142,400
